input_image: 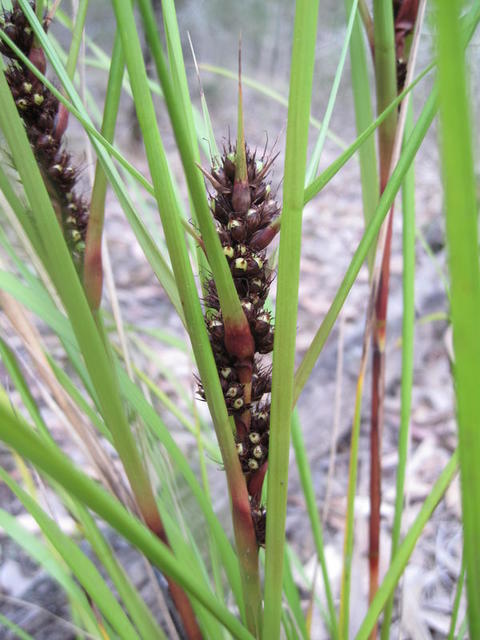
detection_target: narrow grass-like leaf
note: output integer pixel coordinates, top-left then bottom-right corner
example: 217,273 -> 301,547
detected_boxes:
264,1 -> 320,637
305,0 -> 359,185
343,0 -> 379,272
0,272 -> 78,350
0,52 -> 163,538
70,502 -> 163,640
339,339 -> 369,638
0,402 -> 254,640
294,90 -> 437,405
160,0 -> 210,276
303,62 -> 433,205
291,410 -> 338,638
0,468 -> 141,640
158,507 -> 225,640
448,555 -> 465,640
282,546 -> 309,640
355,454 -> 458,639
0,613 -> 35,640
111,1 -> 261,630
47,354 -> 110,440
455,616 -> 468,640
65,0 -> 89,81
161,0 -> 198,161
381,102 -> 416,640
199,63 -> 347,150
0,159 -> 46,266
0,509 -> 99,634
0,337 -> 49,437
84,30 -> 124,310
434,1 -> 480,634
126,359 -> 220,459
137,0 -> 246,328
188,33 -> 220,166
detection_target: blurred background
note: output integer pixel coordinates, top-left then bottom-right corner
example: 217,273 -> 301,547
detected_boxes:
1,1 -> 479,637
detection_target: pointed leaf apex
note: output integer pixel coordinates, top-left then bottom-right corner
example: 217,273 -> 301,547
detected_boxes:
232,38 -> 251,212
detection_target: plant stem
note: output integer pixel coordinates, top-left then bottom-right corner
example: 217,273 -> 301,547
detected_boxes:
263,1 -> 320,637
84,32 -> 124,310
343,0 -> 379,274
447,553 -> 465,640
435,0 -> 480,634
356,454 -> 458,639
369,6 -> 397,632
291,411 -> 338,639
381,101 -> 415,640
135,2 -> 261,631
111,2 -> 261,634
65,0 -> 89,81
293,90 -> 437,406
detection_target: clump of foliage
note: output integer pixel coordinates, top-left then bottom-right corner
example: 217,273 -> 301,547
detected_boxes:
0,0 -> 478,639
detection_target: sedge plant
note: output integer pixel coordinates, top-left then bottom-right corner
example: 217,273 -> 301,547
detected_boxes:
0,1 -> 478,639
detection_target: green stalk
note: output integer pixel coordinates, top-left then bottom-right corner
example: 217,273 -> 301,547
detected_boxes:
372,0 -> 398,188
303,61 -> 431,202
0,17 -> 184,319
136,0 -> 250,344
356,454 -> 458,639
294,3 -> 480,403
1,7 -> 195,633
65,0 -> 89,81
343,0 -> 379,273
435,0 -> 480,634
110,2 -> 261,633
0,402 -> 254,640
305,0 -> 359,185
293,91 -> 437,406
369,7 -> 398,628
0,58 -> 156,536
381,103 -> 415,639
198,63 -> 347,150
339,324 -> 371,639
291,410 -> 338,638
263,2 -> 320,638
84,32 -> 124,310
448,554 -> 465,640
160,0 -> 210,278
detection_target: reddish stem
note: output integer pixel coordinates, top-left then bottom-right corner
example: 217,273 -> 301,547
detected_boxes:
369,208 -> 393,636
143,506 -> 204,640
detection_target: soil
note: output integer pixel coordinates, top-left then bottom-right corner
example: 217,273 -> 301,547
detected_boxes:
1,2 -> 478,638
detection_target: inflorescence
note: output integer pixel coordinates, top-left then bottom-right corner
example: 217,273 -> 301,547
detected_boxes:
199,142 -> 280,546
0,1 -> 89,269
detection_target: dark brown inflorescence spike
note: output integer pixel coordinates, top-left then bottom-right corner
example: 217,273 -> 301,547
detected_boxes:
198,141 -> 280,546
0,2 -> 89,270
393,0 -> 420,92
